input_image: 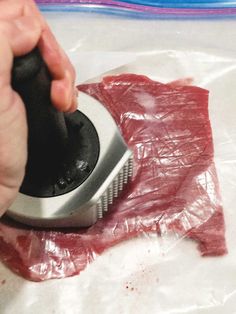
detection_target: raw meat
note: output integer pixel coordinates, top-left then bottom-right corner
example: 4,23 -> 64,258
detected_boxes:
0,74 -> 226,281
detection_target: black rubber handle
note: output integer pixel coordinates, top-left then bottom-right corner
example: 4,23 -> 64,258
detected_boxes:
12,48 -> 69,166
11,48 -> 71,196
11,48 -> 100,198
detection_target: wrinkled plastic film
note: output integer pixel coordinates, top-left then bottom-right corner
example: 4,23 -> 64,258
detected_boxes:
1,4 -> 236,314
0,73 -> 227,280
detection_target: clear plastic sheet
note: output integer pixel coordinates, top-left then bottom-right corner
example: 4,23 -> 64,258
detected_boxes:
1,6 -> 236,314
0,73 -> 226,280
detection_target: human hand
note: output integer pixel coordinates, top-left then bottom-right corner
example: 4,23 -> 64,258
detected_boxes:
0,0 -> 77,217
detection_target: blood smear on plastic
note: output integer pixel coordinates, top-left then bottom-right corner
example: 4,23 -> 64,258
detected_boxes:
0,74 -> 226,281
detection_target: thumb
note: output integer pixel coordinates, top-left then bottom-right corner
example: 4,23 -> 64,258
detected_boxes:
0,16 -> 42,217
0,87 -> 27,217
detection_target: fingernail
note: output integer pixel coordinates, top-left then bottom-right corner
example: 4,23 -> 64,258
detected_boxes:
68,89 -> 78,113
74,88 -> 79,107
75,88 -> 79,97
65,88 -> 73,112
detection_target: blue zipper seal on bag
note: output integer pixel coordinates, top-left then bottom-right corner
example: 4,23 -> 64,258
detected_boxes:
36,0 -> 236,18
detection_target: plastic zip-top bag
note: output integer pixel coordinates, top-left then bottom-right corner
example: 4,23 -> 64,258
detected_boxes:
1,1 -> 236,313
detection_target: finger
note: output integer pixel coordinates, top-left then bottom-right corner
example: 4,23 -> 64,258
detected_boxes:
51,82 -> 78,113
0,89 -> 27,216
23,0 -> 77,111
51,70 -> 75,112
0,16 -> 41,57
71,88 -> 79,112
2,0 -> 78,112
0,17 -> 41,88
23,0 -> 46,26
0,88 -> 27,185
38,28 -> 77,112
39,27 -> 76,79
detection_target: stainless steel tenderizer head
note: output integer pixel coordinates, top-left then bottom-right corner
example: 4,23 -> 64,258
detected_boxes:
7,92 -> 133,228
